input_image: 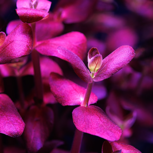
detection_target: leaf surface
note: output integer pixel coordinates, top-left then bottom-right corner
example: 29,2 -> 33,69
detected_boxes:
94,45 -> 135,82
72,105 -> 122,141
49,73 -> 97,106
0,94 -> 25,137
0,23 -> 32,64
24,105 -> 54,152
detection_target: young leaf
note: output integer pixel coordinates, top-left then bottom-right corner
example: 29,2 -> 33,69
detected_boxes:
35,31 -> 87,60
0,94 -> 25,137
49,73 -> 97,106
110,142 -> 141,153
93,45 -> 135,82
24,105 -> 54,152
72,105 -> 122,141
0,23 -> 32,64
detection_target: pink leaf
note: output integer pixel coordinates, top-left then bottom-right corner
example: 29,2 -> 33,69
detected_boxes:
0,94 -> 25,137
54,0 -> 98,23
94,45 -> 135,82
36,15 -> 64,41
72,105 -> 122,141
49,73 -> 97,106
20,56 -> 63,78
24,105 -> 54,152
57,46 -> 92,83
110,142 -> 141,153
16,0 -> 51,23
35,31 -> 87,60
0,23 -> 32,64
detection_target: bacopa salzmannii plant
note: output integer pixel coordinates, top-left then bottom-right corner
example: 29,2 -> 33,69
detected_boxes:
0,0 -> 153,153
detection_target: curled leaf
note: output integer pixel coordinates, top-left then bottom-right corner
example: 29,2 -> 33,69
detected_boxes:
88,47 -> 102,73
72,105 -> 122,141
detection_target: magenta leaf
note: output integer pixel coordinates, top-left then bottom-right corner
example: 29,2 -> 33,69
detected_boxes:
36,15 -> 64,41
24,105 -> 54,152
0,94 -> 25,137
57,46 -> 92,83
35,31 -> 87,60
110,142 -> 141,153
0,23 -> 32,64
16,0 -> 51,23
72,105 -> 122,141
49,73 -> 97,106
94,45 -> 135,82
54,0 -> 98,23
20,56 -> 63,78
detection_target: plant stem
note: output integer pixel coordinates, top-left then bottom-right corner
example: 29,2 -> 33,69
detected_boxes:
82,81 -> 93,107
71,81 -> 93,153
71,128 -> 83,153
31,23 -> 43,104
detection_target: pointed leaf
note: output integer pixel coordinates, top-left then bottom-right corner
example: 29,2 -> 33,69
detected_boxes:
35,31 -> 87,60
57,46 -> 92,83
49,73 -> 97,106
94,45 -> 135,82
0,23 -> 32,64
24,105 -> 54,152
110,142 -> 141,153
0,94 -> 25,137
72,105 -> 122,141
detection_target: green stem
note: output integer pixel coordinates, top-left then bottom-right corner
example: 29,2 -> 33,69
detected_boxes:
31,23 -> 43,104
71,81 -> 93,153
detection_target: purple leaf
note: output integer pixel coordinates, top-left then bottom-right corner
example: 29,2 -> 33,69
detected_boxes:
0,23 -> 32,64
110,142 -> 141,153
24,105 -> 54,152
20,56 -> 63,78
35,31 -> 87,60
49,73 -> 97,106
57,46 -> 92,83
0,94 -> 25,137
16,0 -> 51,23
53,0 -> 98,23
72,105 -> 122,141
94,45 -> 135,82
36,15 -> 64,41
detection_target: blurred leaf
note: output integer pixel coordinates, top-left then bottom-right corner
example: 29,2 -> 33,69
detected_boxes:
24,105 -> 54,152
